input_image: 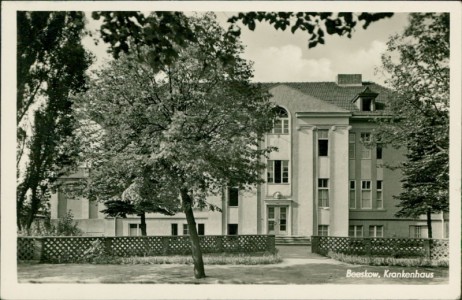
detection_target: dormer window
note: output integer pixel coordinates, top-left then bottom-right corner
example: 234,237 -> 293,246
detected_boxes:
362,98 -> 373,111
352,87 -> 379,112
272,106 -> 289,134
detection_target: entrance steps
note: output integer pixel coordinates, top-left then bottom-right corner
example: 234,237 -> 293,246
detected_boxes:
275,236 -> 311,246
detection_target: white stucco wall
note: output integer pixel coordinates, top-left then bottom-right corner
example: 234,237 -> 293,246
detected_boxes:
296,126 -> 315,236
329,126 -> 350,236
239,189 -> 258,234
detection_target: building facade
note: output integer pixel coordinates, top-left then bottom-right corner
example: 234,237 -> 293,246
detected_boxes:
50,74 -> 449,239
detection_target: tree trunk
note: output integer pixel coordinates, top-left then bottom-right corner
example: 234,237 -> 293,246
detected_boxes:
139,212 -> 147,236
26,187 -> 40,230
180,188 -> 206,279
426,209 -> 433,239
17,187 -> 27,230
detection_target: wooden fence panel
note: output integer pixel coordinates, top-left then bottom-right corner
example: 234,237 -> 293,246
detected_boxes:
311,236 -> 448,259
17,234 -> 276,263
42,237 -> 104,263
17,237 -> 36,260
431,239 -> 449,260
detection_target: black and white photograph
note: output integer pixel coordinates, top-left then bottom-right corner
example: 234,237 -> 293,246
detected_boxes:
1,1 -> 461,299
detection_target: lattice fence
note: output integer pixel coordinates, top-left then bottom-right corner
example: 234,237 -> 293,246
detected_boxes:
431,239 -> 449,260
169,236 -> 192,255
17,234 -> 275,263
371,238 -> 427,257
42,237 -> 104,263
311,236 -> 448,259
17,237 -> 36,260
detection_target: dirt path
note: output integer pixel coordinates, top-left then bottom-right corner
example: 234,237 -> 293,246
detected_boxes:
18,259 -> 448,285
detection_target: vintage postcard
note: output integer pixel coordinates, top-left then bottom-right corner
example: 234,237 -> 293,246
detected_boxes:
1,1 -> 461,299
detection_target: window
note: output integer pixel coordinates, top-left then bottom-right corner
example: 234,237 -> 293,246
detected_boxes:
183,224 -> 189,235
228,224 -> 238,235
376,144 -> 383,159
129,224 -> 141,236
409,225 -> 428,238
362,98 -> 373,111
228,187 -> 239,206
318,179 -> 329,207
198,223 -> 205,235
267,160 -> 289,184
349,133 -> 356,159
376,181 -> 383,209
171,224 -> 178,236
369,225 -> 383,237
360,133 -> 371,159
349,180 -> 356,209
349,225 -> 363,237
272,107 -> 289,134
318,130 -> 329,156
361,180 -> 372,209
318,225 -> 329,236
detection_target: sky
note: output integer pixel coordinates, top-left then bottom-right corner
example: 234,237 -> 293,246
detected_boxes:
83,12 -> 410,86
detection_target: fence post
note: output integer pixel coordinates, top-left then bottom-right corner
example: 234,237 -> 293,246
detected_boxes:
365,238 -> 372,257
311,236 -> 318,253
33,238 -> 44,262
162,237 -> 170,255
104,237 -> 113,256
268,235 -> 276,253
423,239 -> 431,259
216,236 -> 223,253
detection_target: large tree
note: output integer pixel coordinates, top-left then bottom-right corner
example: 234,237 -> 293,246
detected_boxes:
16,12 -> 92,230
75,13 -> 275,279
374,13 -> 449,238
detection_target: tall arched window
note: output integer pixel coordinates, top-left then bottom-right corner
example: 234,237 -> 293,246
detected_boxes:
272,106 -> 289,134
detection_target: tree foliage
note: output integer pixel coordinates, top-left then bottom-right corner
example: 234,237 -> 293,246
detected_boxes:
375,13 -> 449,237
16,11 -> 93,230
92,11 -> 393,60
99,177 -> 179,236
92,11 -> 196,62
75,13 -> 275,278
227,12 -> 393,48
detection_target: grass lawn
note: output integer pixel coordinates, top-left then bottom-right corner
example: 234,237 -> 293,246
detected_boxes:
18,259 -> 448,284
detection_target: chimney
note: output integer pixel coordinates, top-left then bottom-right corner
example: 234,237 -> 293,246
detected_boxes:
336,74 -> 362,87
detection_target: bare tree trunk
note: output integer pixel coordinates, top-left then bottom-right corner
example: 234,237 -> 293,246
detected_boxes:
139,212 -> 147,236
426,209 -> 433,239
180,188 -> 206,279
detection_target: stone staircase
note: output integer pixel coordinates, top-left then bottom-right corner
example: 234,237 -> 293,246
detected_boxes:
275,236 -> 311,246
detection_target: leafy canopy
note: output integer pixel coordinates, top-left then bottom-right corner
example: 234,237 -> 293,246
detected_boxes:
227,12 -> 393,48
75,13 -> 276,210
92,11 -> 393,61
374,13 -> 449,219
16,11 -> 93,230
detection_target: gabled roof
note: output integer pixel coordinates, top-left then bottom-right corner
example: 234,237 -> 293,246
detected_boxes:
268,84 -> 349,114
260,81 -> 394,114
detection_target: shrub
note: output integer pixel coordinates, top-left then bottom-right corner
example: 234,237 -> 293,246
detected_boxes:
18,211 -> 83,237
54,212 -> 83,236
327,251 -> 449,268
82,239 -> 113,264
80,252 -> 282,265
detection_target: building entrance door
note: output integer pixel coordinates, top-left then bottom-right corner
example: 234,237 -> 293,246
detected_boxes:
267,205 -> 288,235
